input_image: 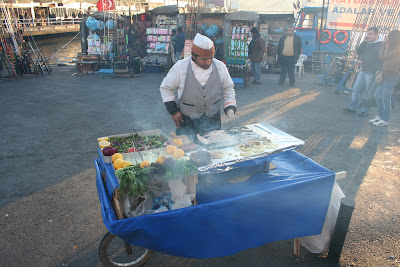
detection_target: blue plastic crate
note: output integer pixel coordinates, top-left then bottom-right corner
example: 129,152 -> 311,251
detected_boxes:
232,77 -> 244,88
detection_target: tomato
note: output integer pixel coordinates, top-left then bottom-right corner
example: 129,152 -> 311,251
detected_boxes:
128,147 -> 138,153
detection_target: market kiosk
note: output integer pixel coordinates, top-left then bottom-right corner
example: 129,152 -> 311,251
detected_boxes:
78,12 -> 134,76
223,11 -> 260,88
144,5 -> 180,72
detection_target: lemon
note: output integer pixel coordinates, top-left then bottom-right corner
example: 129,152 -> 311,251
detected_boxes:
111,153 -> 123,163
166,145 -> 177,155
173,139 -> 183,147
99,140 -> 111,149
113,158 -> 124,170
140,160 -> 151,169
156,155 -> 166,165
123,161 -> 132,168
172,149 -> 185,159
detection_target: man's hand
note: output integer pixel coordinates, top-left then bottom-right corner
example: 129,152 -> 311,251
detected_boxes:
224,109 -> 235,123
172,112 -> 184,128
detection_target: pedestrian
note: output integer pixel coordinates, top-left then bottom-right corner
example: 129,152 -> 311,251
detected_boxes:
248,27 -> 265,85
19,13 -> 24,27
160,33 -> 237,136
277,26 -> 302,86
78,11 -> 83,18
370,30 -> 400,126
343,27 -> 382,117
172,27 -> 186,62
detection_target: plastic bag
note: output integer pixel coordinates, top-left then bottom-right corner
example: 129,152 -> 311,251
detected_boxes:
168,179 -> 187,202
121,192 -> 153,218
300,182 -> 345,253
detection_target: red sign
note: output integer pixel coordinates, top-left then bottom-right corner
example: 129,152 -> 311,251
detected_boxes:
97,0 -> 114,11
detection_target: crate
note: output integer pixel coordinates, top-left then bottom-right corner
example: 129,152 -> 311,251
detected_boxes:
76,53 -> 100,74
144,64 -> 165,73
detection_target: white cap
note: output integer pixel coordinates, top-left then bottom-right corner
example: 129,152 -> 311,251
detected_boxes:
193,33 -> 214,50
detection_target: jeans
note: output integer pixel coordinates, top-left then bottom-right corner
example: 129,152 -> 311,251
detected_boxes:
348,71 -> 375,112
250,62 -> 261,82
279,55 -> 295,84
374,78 -> 399,122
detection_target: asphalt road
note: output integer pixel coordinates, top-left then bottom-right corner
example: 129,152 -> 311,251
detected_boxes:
0,66 -> 399,266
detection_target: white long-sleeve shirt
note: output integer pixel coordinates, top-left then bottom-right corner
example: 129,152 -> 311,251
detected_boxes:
160,57 -> 237,110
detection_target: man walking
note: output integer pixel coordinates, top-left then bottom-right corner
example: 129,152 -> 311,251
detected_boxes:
172,27 -> 186,62
248,27 -> 265,84
343,27 -> 382,116
277,26 -> 302,86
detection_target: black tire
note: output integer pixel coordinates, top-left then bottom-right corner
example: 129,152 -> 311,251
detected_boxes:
99,232 -> 154,267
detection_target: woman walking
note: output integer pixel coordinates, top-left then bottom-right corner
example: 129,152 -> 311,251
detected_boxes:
370,30 -> 400,126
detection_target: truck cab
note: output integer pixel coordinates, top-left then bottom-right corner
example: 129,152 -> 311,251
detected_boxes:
295,7 -> 350,58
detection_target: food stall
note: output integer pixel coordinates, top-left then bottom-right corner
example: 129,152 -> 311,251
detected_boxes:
94,122 -> 336,265
223,11 -> 260,88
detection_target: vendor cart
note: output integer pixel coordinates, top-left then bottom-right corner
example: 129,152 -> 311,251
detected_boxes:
94,123 -> 336,266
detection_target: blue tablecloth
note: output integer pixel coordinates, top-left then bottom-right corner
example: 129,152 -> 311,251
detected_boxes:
95,150 -> 335,259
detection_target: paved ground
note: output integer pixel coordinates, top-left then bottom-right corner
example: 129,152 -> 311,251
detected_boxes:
0,66 -> 399,266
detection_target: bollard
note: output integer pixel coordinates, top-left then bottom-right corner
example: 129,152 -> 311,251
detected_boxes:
327,197 -> 356,263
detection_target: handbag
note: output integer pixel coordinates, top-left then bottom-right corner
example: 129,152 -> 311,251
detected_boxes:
375,71 -> 383,84
361,77 -> 380,107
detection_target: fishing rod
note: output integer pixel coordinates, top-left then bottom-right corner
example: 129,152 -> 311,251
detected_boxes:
46,31 -> 80,62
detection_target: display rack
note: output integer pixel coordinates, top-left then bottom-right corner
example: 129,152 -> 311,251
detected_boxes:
145,27 -> 173,71
225,23 -> 253,88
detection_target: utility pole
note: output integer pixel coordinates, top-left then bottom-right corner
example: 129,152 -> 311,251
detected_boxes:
318,0 -> 325,52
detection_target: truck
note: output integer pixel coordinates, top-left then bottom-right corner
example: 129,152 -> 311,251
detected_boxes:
294,7 -> 350,58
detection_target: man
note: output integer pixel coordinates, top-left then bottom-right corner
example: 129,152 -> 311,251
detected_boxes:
277,26 -> 302,86
172,27 -> 186,62
160,33 -> 237,136
248,27 -> 265,84
343,27 -> 382,117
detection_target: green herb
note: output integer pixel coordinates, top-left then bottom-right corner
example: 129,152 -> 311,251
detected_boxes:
163,159 -> 198,180
115,164 -> 153,197
109,135 -> 167,153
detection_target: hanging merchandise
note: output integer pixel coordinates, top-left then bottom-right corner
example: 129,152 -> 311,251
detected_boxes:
87,32 -> 101,55
105,20 -> 115,30
155,14 -> 177,29
205,25 -> 219,38
86,17 -> 104,31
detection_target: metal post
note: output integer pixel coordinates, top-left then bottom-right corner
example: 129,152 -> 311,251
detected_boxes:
327,197 -> 356,264
318,0 -> 325,52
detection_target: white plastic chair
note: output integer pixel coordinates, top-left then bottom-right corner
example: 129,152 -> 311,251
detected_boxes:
295,54 -> 308,77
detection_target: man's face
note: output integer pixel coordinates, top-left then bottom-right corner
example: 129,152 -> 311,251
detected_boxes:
194,55 -> 214,69
365,30 -> 379,42
251,32 -> 257,38
287,27 -> 295,36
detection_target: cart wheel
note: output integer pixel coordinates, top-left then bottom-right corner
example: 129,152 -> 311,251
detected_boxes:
99,232 -> 154,267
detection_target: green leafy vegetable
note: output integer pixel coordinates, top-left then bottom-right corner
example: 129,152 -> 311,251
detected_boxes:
115,164 -> 153,197
109,135 -> 167,153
